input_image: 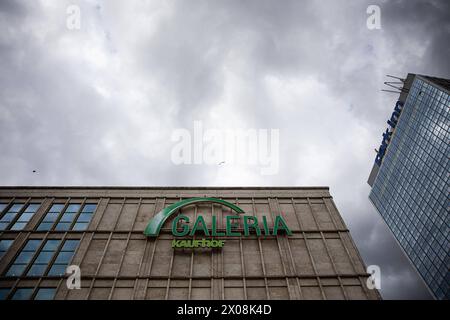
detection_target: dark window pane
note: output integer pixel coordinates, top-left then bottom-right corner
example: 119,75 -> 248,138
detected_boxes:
82,204 -> 97,212
0,203 -> 8,212
37,222 -> 53,231
23,240 -> 42,251
0,288 -> 10,300
9,204 -> 24,212
11,288 -> 33,300
55,222 -> 71,231
66,204 -> 81,213
62,240 -> 80,251
60,212 -> 76,222
48,264 -> 67,276
15,251 -> 34,264
6,264 -> 27,276
0,212 -> 17,222
49,204 -> 64,212
0,240 -> 13,252
43,212 -> 59,222
35,251 -> 54,263
18,212 -> 34,222
43,240 -> 61,251
34,288 -> 55,300
25,204 -> 40,212
77,213 -> 92,223
27,264 -> 47,276
0,222 -> 9,230
11,222 -> 27,230
55,251 -> 74,264
73,222 -> 88,231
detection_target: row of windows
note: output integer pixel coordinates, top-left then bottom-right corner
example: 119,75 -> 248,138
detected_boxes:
375,180 -> 447,231
377,189 -> 447,231
388,131 -> 448,186
386,216 -> 448,250
0,203 -> 40,231
393,127 -> 448,171
0,202 -> 96,232
375,133 -> 447,217
383,146 -> 447,194
5,239 -> 80,277
373,197 -> 449,299
373,193 -> 448,250
0,287 -> 55,300
412,79 -> 450,106
372,184 -> 448,243
38,203 -> 96,231
397,82 -> 449,135
387,188 -> 447,218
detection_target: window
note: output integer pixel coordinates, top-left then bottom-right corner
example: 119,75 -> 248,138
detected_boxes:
0,239 -> 14,258
37,204 -> 65,231
11,203 -> 41,230
0,203 -> 8,213
38,203 -> 96,231
27,240 -> 61,276
0,287 -> 56,300
73,204 -> 96,231
34,288 -> 56,300
0,203 -> 24,230
11,288 -> 34,300
0,203 -> 40,231
6,239 -> 42,276
4,239 -> 80,277
0,288 -> 10,300
48,240 -> 79,276
55,204 -> 81,231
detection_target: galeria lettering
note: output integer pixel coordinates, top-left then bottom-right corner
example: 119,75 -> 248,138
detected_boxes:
171,214 -> 292,237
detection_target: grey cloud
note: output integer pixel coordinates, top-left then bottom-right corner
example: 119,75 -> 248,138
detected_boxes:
0,0 -> 446,299
0,0 -> 27,16
380,0 -> 450,76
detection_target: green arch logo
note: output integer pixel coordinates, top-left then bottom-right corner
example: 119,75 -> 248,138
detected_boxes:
143,197 -> 245,237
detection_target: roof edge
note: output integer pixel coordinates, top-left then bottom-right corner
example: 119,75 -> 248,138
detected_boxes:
0,186 -> 329,190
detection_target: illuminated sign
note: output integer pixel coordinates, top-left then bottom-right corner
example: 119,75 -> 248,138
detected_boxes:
374,100 -> 404,166
143,197 -> 292,248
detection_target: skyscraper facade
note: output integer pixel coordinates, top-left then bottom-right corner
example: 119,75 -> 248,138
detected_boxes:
368,74 -> 450,299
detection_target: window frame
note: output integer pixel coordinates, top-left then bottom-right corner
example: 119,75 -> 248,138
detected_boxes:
0,201 -> 41,231
37,202 -> 96,232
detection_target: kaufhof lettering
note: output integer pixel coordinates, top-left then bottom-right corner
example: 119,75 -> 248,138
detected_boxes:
172,238 -> 226,248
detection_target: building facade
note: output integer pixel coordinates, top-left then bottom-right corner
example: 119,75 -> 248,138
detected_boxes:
368,74 -> 450,299
0,187 -> 379,300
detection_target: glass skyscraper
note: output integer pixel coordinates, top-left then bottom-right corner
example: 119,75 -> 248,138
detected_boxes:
368,74 -> 449,300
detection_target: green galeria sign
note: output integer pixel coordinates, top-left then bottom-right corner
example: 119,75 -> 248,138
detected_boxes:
143,197 -> 292,248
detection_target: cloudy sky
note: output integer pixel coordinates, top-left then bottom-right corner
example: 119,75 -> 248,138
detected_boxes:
1,0 -> 449,299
